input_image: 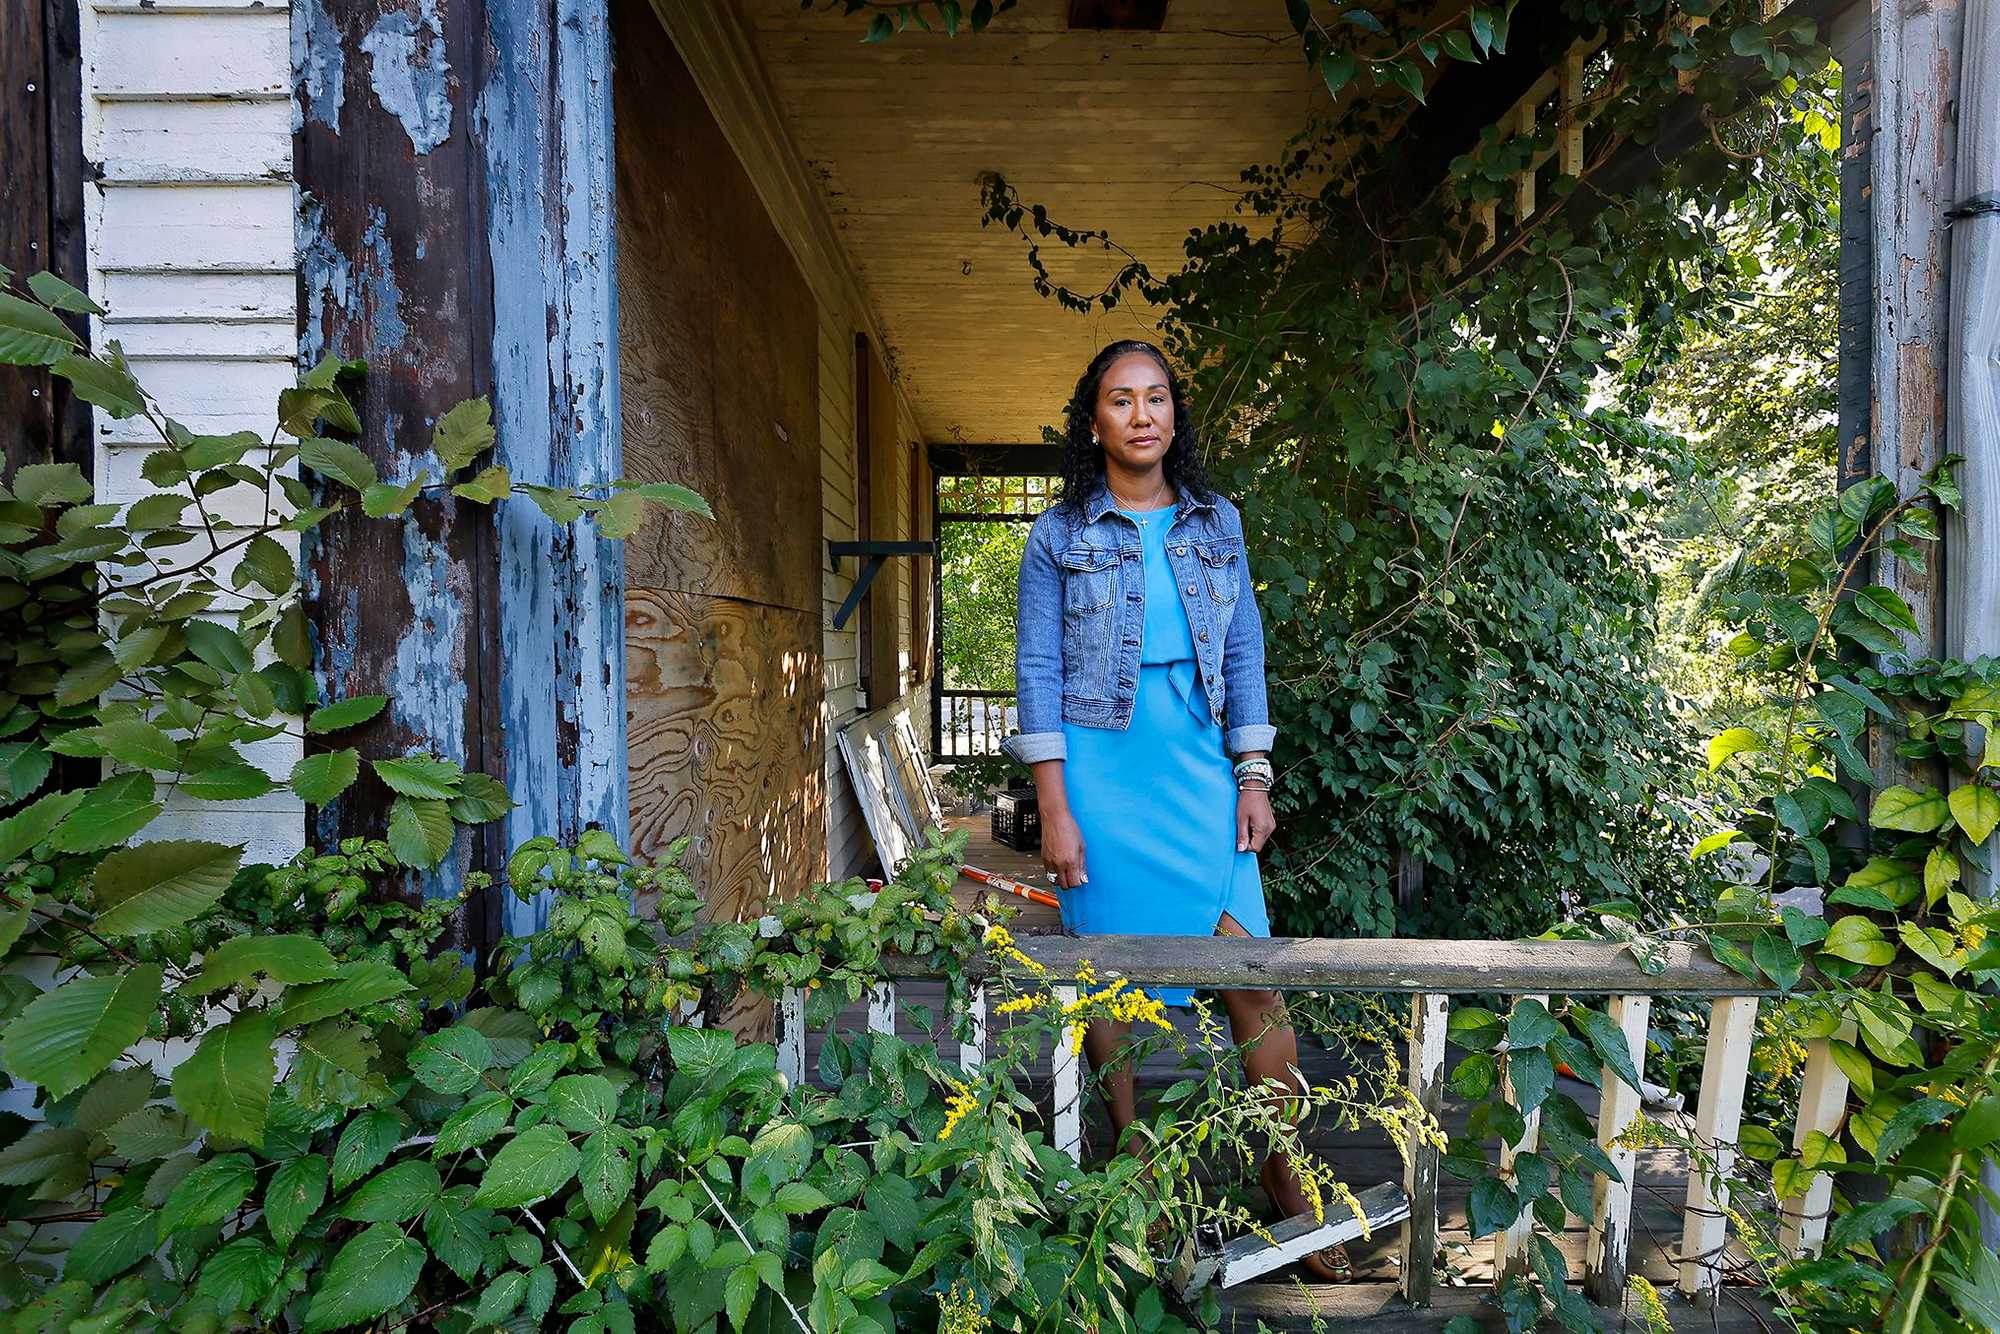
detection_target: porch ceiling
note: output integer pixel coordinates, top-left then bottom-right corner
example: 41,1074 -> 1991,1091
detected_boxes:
741,0 -> 1327,448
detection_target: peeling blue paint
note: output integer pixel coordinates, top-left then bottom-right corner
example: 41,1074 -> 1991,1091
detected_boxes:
481,0 -> 626,935
299,195 -> 349,367
359,207 -> 408,353
292,0 -> 345,133
360,0 -> 453,155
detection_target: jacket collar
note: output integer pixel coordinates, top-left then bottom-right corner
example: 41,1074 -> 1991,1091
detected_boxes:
1081,477 -> 1218,526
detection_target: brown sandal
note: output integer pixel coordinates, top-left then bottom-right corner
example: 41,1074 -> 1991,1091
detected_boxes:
1260,1154 -> 1354,1283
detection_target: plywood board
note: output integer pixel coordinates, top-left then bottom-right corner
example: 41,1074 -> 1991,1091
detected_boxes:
627,586 -> 824,926
615,3 -> 821,610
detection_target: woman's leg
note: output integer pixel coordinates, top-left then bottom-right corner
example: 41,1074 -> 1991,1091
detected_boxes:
1083,1016 -> 1143,1155
1214,913 -> 1351,1280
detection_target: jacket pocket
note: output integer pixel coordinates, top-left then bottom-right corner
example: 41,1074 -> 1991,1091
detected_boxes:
1196,541 -> 1241,609
1056,546 -> 1117,616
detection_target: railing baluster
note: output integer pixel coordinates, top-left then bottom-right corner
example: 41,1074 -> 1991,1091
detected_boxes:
1051,985 -> 1082,1163
959,984 -> 987,1075
1558,43 -> 1586,176
1584,994 -> 1652,1305
1494,994 -> 1548,1283
868,982 -> 897,1037
777,986 -> 806,1087
1678,995 -> 1759,1305
1399,993 -> 1449,1307
1777,1022 -> 1854,1259
1511,101 -> 1538,220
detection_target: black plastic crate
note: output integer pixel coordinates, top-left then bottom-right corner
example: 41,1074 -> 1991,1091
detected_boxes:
991,787 -> 1041,851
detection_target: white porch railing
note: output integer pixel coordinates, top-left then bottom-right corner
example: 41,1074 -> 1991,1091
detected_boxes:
725,930 -> 1817,1310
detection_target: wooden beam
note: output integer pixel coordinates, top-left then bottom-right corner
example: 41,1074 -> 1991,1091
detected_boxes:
928,442 -> 1066,476
868,934 -> 1770,996
1,0 -> 90,478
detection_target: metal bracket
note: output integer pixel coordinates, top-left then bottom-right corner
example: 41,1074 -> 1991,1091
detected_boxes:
827,540 -> 933,630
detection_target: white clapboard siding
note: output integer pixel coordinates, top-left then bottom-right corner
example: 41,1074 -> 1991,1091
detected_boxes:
97,99 -> 292,183
80,0 -> 305,864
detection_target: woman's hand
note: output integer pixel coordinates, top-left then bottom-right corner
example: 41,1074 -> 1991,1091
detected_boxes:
1237,786 -> 1275,853
1041,805 -> 1089,889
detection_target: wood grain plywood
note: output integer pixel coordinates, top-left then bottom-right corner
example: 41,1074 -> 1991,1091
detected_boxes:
617,9 -> 826,945
617,5 -> 821,609
626,587 -> 824,925
742,0 -> 1325,444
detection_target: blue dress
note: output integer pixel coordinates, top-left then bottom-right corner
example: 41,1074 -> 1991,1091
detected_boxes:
1057,503 -> 1272,1007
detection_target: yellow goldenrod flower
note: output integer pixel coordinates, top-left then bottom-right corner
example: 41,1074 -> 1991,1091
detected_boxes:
939,1079 -> 979,1140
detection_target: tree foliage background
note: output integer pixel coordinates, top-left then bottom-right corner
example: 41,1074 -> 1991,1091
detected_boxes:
955,1 -> 1839,940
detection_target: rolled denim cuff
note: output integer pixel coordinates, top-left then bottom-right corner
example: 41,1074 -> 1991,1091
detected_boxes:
1225,724 -> 1276,757
1001,730 -> 1067,765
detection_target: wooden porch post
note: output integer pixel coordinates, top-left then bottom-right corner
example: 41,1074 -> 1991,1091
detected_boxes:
296,0 -> 625,940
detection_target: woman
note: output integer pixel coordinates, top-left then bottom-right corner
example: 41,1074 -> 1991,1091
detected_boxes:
999,339 -> 1346,1281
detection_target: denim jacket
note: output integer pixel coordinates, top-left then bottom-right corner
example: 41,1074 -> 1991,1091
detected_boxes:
1001,480 -> 1277,766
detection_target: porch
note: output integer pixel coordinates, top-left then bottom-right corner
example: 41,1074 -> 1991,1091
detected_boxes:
756,814 -> 1783,1331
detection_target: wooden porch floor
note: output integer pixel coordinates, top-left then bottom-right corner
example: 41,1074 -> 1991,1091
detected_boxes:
804,811 -> 1777,1330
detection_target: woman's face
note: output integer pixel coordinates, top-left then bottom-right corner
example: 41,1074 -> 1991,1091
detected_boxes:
1092,352 -> 1173,472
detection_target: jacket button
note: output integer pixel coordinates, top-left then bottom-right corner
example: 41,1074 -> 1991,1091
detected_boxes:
1185,584 -> 1196,595
1199,629 -> 1210,642
1173,546 -> 1185,555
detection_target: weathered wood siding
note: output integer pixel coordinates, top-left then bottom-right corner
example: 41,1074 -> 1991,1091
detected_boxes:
615,5 -> 826,929
2,0 -> 90,476
293,0 -> 624,938
78,0 -> 305,865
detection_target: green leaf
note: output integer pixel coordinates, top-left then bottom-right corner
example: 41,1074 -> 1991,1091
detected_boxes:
90,840 -> 242,935
549,1073 -> 619,1132
471,1271 -> 529,1327
1505,998 -> 1559,1050
1821,916 -> 1896,966
433,398 -> 496,473
579,1131 -> 634,1225
180,761 -> 278,802
360,469 -> 428,519
1467,1176 -> 1517,1239
172,1009 -> 277,1144
274,962 -> 414,1030
53,353 -> 146,419
1572,1006 -> 1643,1093
1871,785 -> 1949,833
291,749 -> 363,804
1706,727 -> 1764,773
410,1026 -> 493,1095
1505,1048 -> 1553,1116
475,1124 -> 581,1208
306,695 -> 388,734
726,1262 -> 759,1330
1953,1095 -> 2000,1152
92,717 -> 179,770
435,1092 -> 514,1157
332,1108 -> 405,1191
299,437 -> 378,493
27,271 -> 105,315
266,1154 -> 329,1251
1,964 -> 162,1099
522,484 -> 585,525
183,619 -> 255,674
1948,784 -> 2000,845
342,1159 -> 441,1223
0,291 -> 83,364
1854,584 -> 1921,635
303,1222 -> 424,1333
195,1235 -> 283,1314
620,481 -> 713,517
0,789 -> 88,862
597,490 -> 647,540
450,464 -> 512,504
237,533 -> 296,595
1445,1006 -> 1505,1051
386,796 -> 454,868
1838,856 -> 1921,909
371,754 -> 464,798
446,771 -> 514,823
67,1206 -> 159,1284
158,1151 -> 256,1237
187,933 -> 341,993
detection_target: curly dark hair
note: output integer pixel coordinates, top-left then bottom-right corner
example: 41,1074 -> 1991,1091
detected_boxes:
1054,339 -> 1217,517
